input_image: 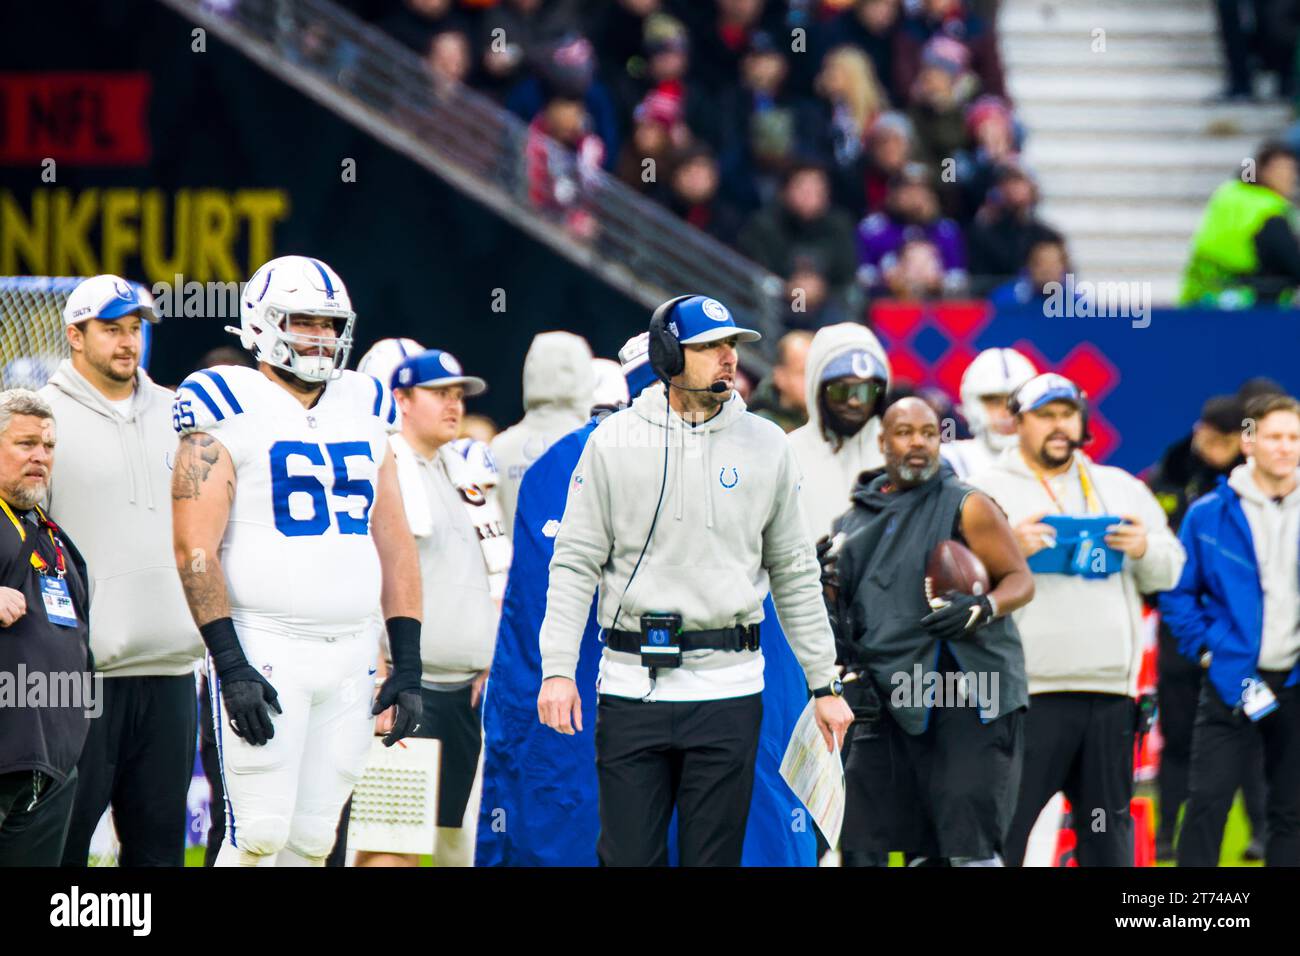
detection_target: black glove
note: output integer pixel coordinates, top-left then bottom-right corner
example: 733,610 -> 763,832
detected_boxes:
221,669 -> 283,747
920,592 -> 995,641
200,618 -> 282,747
816,533 -> 842,600
374,616 -> 424,747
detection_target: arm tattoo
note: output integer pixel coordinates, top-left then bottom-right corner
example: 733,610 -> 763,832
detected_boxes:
178,559 -> 231,627
172,431 -> 233,624
172,433 -> 222,501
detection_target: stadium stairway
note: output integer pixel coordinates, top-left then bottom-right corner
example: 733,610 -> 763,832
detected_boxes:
1000,0 -> 1291,306
152,0 -> 786,353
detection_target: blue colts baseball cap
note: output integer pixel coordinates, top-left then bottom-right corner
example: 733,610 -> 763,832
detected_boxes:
63,274 -> 159,326
666,296 -> 762,346
1013,372 -> 1084,414
391,349 -> 487,395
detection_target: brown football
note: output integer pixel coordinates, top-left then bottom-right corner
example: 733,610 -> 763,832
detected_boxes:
925,539 -> 991,608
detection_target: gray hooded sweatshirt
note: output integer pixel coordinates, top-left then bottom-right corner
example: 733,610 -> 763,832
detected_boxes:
40,361 -> 202,677
540,382 -> 837,702
490,331 -> 595,534
1228,462 -> 1300,671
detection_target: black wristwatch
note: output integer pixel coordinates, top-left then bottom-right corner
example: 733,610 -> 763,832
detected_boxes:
812,677 -> 844,699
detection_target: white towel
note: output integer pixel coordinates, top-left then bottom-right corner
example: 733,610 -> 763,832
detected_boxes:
389,433 -> 434,538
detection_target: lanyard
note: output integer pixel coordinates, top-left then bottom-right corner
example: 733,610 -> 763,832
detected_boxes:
0,499 -> 65,577
1028,453 -> 1102,515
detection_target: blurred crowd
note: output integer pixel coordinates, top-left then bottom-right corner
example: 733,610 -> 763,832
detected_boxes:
353,0 -> 1068,330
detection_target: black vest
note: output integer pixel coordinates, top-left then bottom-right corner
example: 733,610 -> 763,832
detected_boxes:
834,469 -> 1027,735
0,506 -> 92,781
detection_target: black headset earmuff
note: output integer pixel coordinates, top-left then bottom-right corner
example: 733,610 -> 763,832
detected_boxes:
647,295 -> 696,383
1009,379 -> 1092,445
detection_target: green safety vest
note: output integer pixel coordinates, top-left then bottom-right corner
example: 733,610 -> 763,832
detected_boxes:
1180,180 -> 1296,306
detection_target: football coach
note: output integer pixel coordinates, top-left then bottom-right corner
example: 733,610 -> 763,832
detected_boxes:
537,295 -> 853,867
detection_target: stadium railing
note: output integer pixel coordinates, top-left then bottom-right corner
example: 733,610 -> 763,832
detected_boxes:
152,0 -> 788,364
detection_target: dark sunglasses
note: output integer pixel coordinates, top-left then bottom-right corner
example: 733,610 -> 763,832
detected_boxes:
825,380 -> 883,405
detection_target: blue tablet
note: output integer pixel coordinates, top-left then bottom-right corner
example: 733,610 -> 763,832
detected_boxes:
1027,515 -> 1127,578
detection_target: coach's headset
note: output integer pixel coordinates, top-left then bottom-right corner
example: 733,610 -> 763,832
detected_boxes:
1008,373 -> 1092,449
647,294 -> 693,383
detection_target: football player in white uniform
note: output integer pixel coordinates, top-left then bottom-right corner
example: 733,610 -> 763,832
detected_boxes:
171,255 -> 423,867
940,347 -> 1037,479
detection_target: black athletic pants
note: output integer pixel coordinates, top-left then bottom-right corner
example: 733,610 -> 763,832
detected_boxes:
1005,692 -> 1136,867
61,674 -> 197,867
1156,630 -> 1268,849
1178,672 -> 1300,867
595,693 -> 762,867
0,768 -> 79,866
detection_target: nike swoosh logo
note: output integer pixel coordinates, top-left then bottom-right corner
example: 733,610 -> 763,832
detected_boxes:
367,667 -> 377,676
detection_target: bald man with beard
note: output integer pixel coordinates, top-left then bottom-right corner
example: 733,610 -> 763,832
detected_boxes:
823,398 -> 1034,865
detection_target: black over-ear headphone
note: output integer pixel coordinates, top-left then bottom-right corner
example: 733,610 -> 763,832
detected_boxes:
647,294 -> 696,383
1009,377 -> 1093,446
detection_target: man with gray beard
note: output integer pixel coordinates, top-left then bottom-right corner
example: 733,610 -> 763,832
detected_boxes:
0,389 -> 93,866
825,398 -> 1033,866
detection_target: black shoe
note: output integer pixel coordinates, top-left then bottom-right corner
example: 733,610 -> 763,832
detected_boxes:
1243,837 -> 1265,862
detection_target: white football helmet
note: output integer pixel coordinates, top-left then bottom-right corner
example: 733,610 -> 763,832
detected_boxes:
229,255 -> 356,382
960,347 -> 1037,450
358,337 -> 426,391
590,358 -> 629,408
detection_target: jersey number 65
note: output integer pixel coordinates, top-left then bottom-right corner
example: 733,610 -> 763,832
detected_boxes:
270,440 -> 374,537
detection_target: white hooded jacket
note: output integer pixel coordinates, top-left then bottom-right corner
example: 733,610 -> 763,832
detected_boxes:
39,360 -> 203,677
787,323 -> 892,540
540,383 -> 837,701
490,331 -> 594,533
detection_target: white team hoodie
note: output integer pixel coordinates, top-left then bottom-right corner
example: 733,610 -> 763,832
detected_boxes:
1228,462 -> 1300,671
787,323 -> 891,540
966,446 -> 1185,696
540,383 -> 837,700
490,331 -> 594,533
40,361 -> 202,677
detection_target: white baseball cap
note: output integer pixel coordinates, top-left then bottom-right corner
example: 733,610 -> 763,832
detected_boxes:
62,275 -> 158,326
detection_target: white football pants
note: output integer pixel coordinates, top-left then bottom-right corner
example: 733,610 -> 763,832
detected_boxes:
210,622 -> 376,867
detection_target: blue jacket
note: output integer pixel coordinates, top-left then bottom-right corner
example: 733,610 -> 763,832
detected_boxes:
1158,476 -> 1300,708
477,416 -> 817,866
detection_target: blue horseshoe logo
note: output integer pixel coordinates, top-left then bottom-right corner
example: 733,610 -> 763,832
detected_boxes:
719,467 -> 739,489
